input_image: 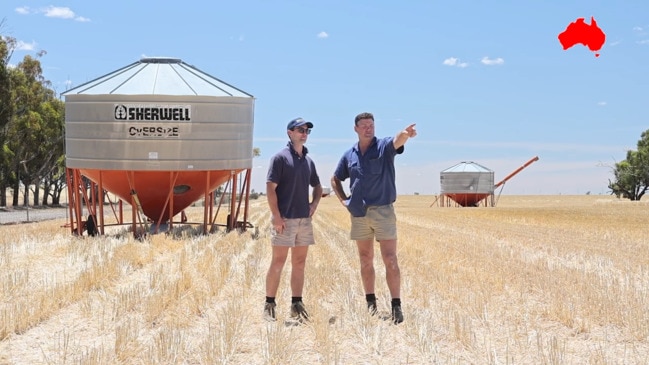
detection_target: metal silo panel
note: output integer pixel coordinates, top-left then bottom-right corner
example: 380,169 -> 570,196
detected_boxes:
65,94 -> 254,171
440,172 -> 494,194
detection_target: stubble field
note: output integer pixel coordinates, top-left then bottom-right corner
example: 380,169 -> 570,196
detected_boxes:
1,194 -> 648,364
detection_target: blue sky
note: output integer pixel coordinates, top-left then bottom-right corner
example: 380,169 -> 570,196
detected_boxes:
2,1 -> 648,195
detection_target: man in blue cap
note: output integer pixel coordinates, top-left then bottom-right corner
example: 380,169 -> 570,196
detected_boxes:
264,117 -> 322,323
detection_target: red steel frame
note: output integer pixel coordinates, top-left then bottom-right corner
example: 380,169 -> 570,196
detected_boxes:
65,167 -> 253,237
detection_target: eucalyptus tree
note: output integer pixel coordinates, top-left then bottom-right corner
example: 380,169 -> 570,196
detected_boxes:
608,129 -> 649,201
6,52 -> 66,207
0,22 -> 16,206
0,31 -> 64,207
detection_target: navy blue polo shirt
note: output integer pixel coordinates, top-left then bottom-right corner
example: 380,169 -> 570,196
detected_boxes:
334,136 -> 404,217
267,142 -> 321,219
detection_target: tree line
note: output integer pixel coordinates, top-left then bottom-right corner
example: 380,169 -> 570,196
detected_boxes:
1,23 -> 66,209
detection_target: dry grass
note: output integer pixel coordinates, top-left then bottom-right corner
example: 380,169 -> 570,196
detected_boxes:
1,195 -> 648,364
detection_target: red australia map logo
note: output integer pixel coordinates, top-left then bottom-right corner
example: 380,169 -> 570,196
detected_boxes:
558,17 -> 606,57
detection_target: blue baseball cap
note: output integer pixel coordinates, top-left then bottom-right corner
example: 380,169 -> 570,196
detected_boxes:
287,117 -> 314,130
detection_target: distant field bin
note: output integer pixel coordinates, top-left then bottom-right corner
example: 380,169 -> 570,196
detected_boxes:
65,94 -> 254,171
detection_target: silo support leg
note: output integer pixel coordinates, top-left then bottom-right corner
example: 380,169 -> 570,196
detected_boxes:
130,189 -> 149,236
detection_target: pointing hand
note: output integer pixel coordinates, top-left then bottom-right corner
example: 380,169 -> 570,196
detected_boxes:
405,123 -> 417,138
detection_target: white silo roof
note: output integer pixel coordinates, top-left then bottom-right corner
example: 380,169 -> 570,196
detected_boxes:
62,57 -> 253,97
442,161 -> 493,173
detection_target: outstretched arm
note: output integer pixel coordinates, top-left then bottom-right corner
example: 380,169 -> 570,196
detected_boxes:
393,123 -> 417,150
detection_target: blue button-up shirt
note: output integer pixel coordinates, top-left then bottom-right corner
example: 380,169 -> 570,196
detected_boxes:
334,136 -> 403,217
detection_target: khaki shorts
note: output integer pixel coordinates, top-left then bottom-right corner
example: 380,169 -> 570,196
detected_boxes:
271,217 -> 315,247
350,204 -> 397,241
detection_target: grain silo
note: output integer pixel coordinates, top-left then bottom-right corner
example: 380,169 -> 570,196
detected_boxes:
439,161 -> 495,207
62,57 -> 254,236
436,156 -> 540,207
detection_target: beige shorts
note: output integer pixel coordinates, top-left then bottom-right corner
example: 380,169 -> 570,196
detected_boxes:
271,217 -> 315,247
350,204 -> 397,241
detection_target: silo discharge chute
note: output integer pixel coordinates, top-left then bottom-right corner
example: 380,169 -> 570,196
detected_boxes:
494,156 -> 539,189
